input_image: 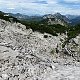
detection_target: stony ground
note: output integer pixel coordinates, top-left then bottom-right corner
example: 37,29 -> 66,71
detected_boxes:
0,19 -> 80,80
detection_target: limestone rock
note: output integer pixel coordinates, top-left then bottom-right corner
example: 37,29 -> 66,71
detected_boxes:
0,19 -> 80,80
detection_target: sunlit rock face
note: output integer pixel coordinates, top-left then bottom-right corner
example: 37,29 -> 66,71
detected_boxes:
0,19 -> 80,80
63,35 -> 80,62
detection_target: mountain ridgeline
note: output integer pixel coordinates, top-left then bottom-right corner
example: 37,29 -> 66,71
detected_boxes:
0,11 -> 80,40
0,11 -> 20,22
42,13 -> 69,26
9,12 -> 69,26
9,12 -> 80,26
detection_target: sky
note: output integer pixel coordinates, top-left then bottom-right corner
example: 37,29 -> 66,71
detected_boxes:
0,0 -> 80,15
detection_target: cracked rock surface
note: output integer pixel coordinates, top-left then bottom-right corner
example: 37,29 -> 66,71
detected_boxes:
0,19 -> 80,80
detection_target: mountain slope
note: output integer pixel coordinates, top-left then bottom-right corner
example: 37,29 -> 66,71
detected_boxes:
0,18 -> 80,80
65,14 -> 78,20
42,13 -> 69,26
0,18 -> 65,80
70,16 -> 80,25
8,12 -> 70,26
0,11 -> 20,22
0,12 -> 80,80
9,13 -> 43,22
7,12 -> 80,26
65,14 -> 80,25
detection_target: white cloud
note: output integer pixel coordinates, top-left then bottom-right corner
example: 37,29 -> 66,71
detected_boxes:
7,8 -> 15,10
47,0 -> 58,4
64,0 -> 80,3
0,0 -> 80,15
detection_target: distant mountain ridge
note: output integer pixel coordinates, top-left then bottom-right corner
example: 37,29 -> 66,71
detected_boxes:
8,12 -> 70,26
0,11 -> 19,22
1,11 -> 80,25
65,14 -> 78,20
70,16 -> 80,25
65,14 -> 80,25
8,13 -> 43,22
9,13 -> 29,20
42,13 -> 69,26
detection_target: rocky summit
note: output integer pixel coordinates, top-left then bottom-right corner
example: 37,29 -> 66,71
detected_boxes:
0,19 -> 80,80
43,13 -> 69,26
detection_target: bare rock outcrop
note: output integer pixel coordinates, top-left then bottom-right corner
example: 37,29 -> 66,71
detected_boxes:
0,19 -> 80,80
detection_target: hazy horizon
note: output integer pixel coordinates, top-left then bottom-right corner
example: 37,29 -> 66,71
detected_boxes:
0,0 -> 80,15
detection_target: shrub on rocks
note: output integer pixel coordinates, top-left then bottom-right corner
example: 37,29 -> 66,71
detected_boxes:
44,35 -> 48,38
